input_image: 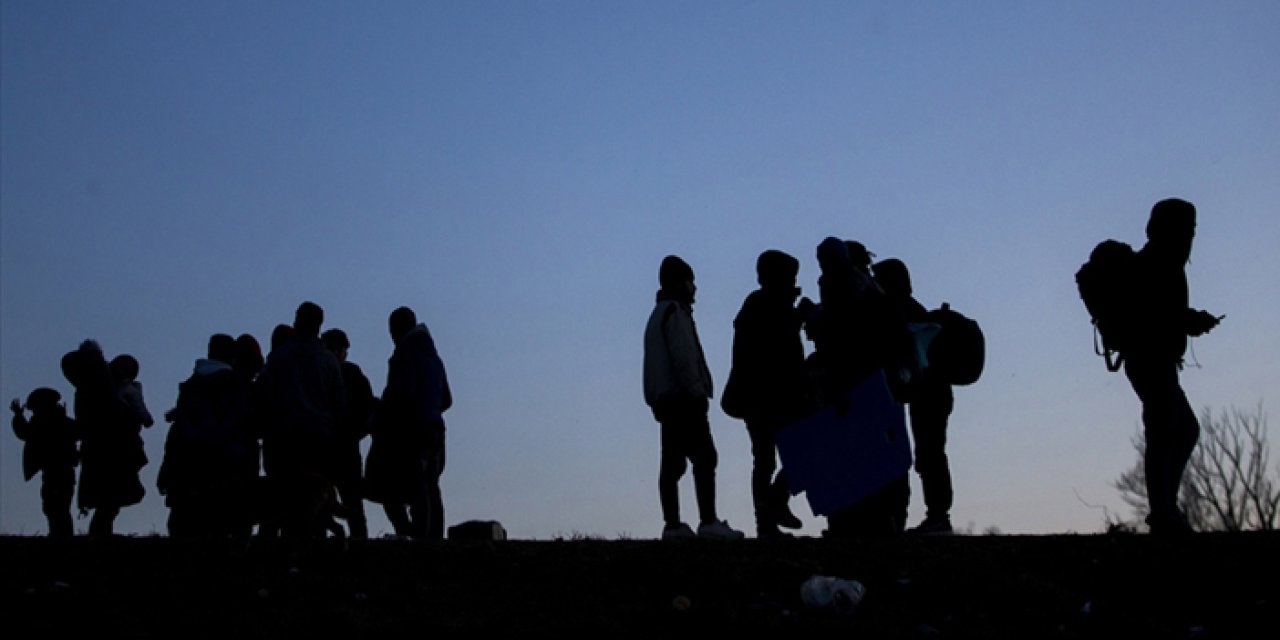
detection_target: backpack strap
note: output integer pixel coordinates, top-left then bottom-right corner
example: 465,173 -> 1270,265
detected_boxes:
1093,325 -> 1124,372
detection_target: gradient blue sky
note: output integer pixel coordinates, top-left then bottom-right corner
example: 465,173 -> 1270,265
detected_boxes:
3,1 -> 1277,538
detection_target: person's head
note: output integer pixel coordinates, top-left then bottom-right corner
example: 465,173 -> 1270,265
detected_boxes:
816,236 -> 849,272
756,250 -> 799,290
321,328 -> 350,361
872,258 -> 912,298
845,240 -> 874,275
109,354 -> 140,383
207,333 -> 236,366
293,301 -> 324,338
25,387 -> 62,415
270,324 -> 295,352
389,306 -> 417,343
235,334 -> 264,377
659,255 -> 696,301
1147,198 -> 1197,241
1146,198 -> 1197,263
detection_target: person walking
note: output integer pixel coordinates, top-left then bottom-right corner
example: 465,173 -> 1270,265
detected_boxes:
1124,198 -> 1221,534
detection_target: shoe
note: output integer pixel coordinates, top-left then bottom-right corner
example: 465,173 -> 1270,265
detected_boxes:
756,525 -> 794,540
697,519 -> 745,541
1145,512 -> 1194,536
908,516 -> 953,535
661,522 -> 697,541
774,503 -> 803,530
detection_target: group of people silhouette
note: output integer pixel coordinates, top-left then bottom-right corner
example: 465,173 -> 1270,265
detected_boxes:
645,237 -> 961,541
11,199 -> 1219,539
10,302 -> 451,541
641,197 -> 1219,540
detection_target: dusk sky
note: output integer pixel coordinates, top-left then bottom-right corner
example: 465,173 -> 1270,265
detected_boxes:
3,1 -> 1277,538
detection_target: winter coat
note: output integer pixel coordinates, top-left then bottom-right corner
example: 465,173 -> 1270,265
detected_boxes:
157,359 -> 255,500
65,347 -> 146,510
1129,240 -> 1194,363
723,286 -> 812,424
376,324 -> 451,433
255,335 -> 346,477
643,294 -> 713,411
12,411 -> 79,481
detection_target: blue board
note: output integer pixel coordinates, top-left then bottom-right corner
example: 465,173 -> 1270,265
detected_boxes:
775,370 -> 912,516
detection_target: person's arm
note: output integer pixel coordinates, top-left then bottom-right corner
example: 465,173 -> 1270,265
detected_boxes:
10,400 -> 31,441
664,306 -> 708,399
1186,309 -> 1222,337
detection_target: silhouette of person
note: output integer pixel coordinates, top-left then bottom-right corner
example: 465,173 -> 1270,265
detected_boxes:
63,340 -> 147,536
111,355 -> 155,433
812,239 -> 909,537
875,257 -> 955,534
644,256 -> 744,541
366,306 -> 451,540
157,333 -> 255,538
234,333 -> 265,382
10,388 -> 81,537
1124,198 -> 1221,534
255,302 -> 347,539
322,328 -> 377,540
723,250 -> 812,538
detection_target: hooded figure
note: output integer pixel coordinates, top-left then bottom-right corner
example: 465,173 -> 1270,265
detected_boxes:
64,340 -> 146,536
366,306 -> 452,540
158,333 -> 255,537
1124,198 -> 1221,535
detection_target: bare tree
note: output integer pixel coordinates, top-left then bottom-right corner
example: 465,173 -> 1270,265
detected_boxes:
1114,404 -> 1279,532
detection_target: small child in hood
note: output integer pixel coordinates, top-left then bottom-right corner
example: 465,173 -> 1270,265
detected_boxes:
10,388 -> 81,537
110,354 -> 154,431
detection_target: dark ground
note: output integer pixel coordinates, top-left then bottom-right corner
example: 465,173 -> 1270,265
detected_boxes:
2,532 -> 1277,639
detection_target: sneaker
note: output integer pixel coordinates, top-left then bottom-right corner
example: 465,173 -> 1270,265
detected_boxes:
774,503 -> 804,530
909,516 -> 953,535
661,522 -> 697,541
697,519 -> 745,541
756,525 -> 794,540
1145,512 -> 1194,536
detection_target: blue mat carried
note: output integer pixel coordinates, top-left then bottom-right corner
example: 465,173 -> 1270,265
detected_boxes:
776,370 -> 912,516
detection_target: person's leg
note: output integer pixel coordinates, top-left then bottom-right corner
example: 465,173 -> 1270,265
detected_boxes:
423,430 -> 446,541
336,481 -> 368,540
89,504 -> 120,537
42,470 -> 76,538
746,420 -> 778,532
1127,359 -> 1198,530
658,420 -> 689,527
684,411 -> 720,526
909,387 -> 954,524
384,503 -> 413,536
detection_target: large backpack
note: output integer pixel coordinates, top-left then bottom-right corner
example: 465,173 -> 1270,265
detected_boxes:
1075,239 -> 1138,372
925,303 -> 984,386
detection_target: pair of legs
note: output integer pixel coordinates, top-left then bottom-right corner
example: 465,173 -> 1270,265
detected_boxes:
658,402 -> 719,527
334,439 -> 368,539
42,469 -> 75,538
909,383 -> 954,527
384,428 -> 446,541
745,419 -> 796,535
1125,357 -> 1200,531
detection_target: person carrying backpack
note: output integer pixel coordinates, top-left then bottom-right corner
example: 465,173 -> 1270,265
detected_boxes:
874,258 -> 957,534
1122,198 -> 1222,534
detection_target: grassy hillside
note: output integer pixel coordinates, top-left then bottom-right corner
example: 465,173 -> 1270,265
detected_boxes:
3,532 -> 1276,638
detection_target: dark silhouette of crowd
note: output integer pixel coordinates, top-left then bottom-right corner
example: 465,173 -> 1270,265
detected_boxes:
9,199 -> 1219,540
12,301 -> 451,542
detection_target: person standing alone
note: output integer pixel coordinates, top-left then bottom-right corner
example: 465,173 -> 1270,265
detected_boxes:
644,255 -> 743,541
1125,198 -> 1221,534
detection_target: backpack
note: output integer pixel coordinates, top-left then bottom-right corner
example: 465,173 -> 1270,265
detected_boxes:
1075,239 -> 1137,372
924,303 -> 984,386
